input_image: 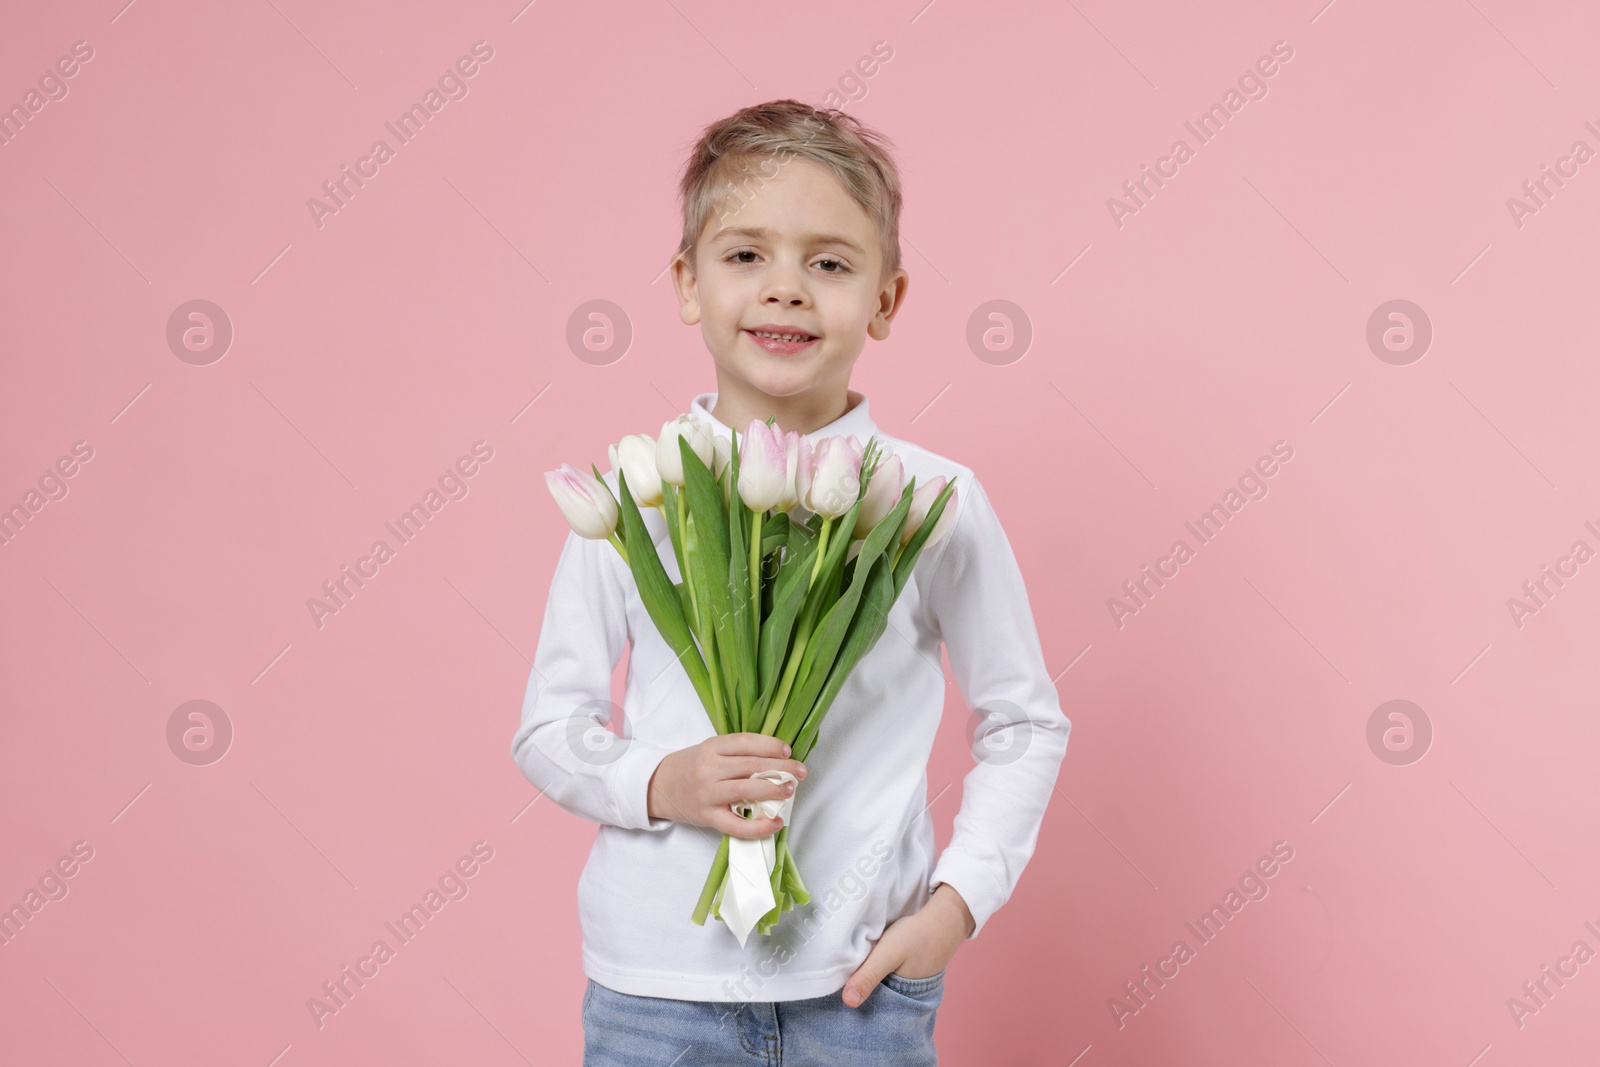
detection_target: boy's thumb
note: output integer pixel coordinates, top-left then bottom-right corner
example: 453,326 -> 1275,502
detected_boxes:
841,959 -> 886,1009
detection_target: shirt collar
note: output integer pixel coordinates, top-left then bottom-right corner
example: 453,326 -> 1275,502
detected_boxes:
688,390 -> 877,443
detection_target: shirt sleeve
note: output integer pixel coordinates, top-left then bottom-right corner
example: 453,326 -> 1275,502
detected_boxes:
921,474 -> 1072,939
510,523 -> 677,832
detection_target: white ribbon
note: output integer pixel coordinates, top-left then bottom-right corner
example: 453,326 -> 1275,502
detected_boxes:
719,769 -> 798,948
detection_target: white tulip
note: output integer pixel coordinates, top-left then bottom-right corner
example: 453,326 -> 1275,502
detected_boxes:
805,435 -> 864,519
920,484 -> 958,550
608,433 -> 663,507
657,415 -> 716,486
777,432 -> 812,513
545,463 -> 618,540
712,433 -> 733,481
852,453 -> 904,539
901,475 -> 958,549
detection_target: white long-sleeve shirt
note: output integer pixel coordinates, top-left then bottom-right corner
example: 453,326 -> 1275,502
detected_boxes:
511,389 -> 1071,1001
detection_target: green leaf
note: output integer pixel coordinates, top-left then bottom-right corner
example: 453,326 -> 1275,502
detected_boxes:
685,509 -> 724,707
660,481 -> 685,585
615,468 -> 722,732
681,436 -> 744,728
591,462 -> 625,547
760,512 -> 790,556
775,485 -> 915,744
792,546 -> 898,761
892,476 -> 959,598
793,477 -> 961,760
752,514 -> 820,722
724,432 -> 758,729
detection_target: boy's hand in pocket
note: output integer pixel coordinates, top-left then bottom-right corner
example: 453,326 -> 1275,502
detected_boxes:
842,884 -> 974,1008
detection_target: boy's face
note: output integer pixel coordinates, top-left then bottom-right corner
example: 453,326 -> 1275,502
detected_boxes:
671,156 -> 909,423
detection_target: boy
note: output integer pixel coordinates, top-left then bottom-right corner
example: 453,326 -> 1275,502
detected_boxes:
512,100 -> 1070,1064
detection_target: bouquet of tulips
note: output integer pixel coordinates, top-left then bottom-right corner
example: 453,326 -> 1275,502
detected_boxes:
545,412 -> 957,947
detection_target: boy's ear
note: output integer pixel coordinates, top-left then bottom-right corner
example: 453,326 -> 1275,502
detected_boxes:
671,252 -> 702,326
867,267 -> 910,341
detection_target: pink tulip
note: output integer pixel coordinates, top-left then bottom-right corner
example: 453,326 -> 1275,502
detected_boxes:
738,419 -> 789,511
806,435 -> 864,519
901,475 -> 957,549
545,463 -> 618,539
775,432 -> 812,512
852,453 -> 904,538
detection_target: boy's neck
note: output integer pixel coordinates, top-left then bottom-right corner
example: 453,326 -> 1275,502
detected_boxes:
708,380 -> 858,437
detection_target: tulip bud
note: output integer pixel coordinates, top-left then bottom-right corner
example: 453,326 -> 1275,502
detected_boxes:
657,415 -> 715,486
806,434 -> 864,519
787,435 -> 812,518
901,476 -> 958,549
771,435 -> 806,518
545,463 -> 619,540
852,453 -> 904,539
607,433 -> 663,508
711,433 -> 733,481
777,435 -> 812,515
738,419 -> 789,512
920,482 -> 958,550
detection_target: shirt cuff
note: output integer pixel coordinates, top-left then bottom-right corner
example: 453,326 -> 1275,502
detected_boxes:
928,847 -> 1008,941
610,738 -> 677,832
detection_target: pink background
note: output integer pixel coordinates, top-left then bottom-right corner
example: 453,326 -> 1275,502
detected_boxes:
3,0 -> 1598,1063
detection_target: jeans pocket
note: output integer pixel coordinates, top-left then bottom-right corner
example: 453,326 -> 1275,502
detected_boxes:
882,967 -> 946,999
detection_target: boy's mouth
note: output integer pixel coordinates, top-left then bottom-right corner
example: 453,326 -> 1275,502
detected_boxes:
743,326 -> 819,356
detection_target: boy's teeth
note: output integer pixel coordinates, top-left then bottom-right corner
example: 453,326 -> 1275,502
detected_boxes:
752,330 -> 811,340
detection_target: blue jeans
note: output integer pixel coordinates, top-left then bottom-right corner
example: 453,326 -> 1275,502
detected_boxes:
581,970 -> 945,1065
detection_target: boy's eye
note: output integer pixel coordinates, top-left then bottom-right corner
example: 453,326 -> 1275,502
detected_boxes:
722,249 -> 852,273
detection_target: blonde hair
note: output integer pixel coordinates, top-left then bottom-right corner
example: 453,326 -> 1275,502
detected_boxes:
673,99 -> 904,282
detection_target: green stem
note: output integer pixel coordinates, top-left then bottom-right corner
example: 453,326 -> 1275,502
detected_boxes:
691,834 -> 731,925
780,831 -> 809,904
759,516 -> 833,735
791,695 -> 827,764
810,515 -> 832,584
607,530 -> 628,567
761,600 -> 814,736
777,837 -> 795,907
749,509 -> 762,654
706,633 -> 727,732
676,492 -> 698,622
679,491 -> 728,733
